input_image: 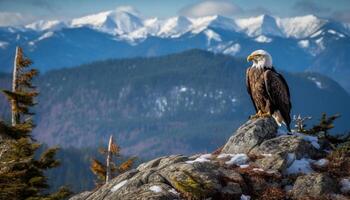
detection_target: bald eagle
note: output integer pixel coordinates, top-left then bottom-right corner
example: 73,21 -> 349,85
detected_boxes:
246,50 -> 292,131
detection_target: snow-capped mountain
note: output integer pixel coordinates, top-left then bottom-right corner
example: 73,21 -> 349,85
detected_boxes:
0,8 -> 350,92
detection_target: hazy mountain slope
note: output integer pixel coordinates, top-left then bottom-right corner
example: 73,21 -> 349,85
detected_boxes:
1,11 -> 350,92
1,50 -> 349,159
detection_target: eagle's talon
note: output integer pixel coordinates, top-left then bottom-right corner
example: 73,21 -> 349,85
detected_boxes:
250,110 -> 262,119
260,112 -> 272,118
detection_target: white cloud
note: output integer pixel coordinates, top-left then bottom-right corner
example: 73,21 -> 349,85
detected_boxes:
179,0 -> 242,17
0,12 -> 36,26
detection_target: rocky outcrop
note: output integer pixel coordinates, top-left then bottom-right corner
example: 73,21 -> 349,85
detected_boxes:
221,117 -> 278,154
70,117 -> 350,200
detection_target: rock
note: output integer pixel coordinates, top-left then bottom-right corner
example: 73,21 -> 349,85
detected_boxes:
251,135 -> 321,159
71,155 -> 245,200
68,191 -> 92,200
291,173 -> 337,199
251,135 -> 324,172
70,118 -> 347,200
255,152 -> 288,171
221,117 -> 278,154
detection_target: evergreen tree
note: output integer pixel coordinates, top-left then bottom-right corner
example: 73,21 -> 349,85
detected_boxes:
0,47 -> 71,199
90,135 -> 135,187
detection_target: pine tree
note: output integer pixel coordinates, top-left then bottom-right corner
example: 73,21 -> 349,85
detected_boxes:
90,135 -> 135,187
0,47 -> 71,199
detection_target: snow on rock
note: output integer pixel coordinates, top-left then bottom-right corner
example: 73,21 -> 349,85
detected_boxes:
254,35 -> 272,43
70,7 -> 143,35
157,16 -> 192,38
340,178 -> 350,193
307,77 -> 323,89
313,158 -> 329,167
149,185 -> 162,193
240,194 -> 251,200
235,15 -> 283,37
186,154 -> 212,164
286,158 -> 314,175
223,43 -> 240,55
111,180 -> 128,192
168,188 -> 180,195
0,41 -> 9,49
37,31 -> 54,41
25,20 -> 66,31
225,153 -> 249,166
298,40 -> 309,48
204,29 -> 222,44
295,132 -> 320,149
277,15 -> 326,38
209,41 -> 240,56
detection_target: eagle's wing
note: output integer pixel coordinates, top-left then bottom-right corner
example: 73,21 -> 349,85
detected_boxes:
263,69 -> 292,128
246,67 -> 257,112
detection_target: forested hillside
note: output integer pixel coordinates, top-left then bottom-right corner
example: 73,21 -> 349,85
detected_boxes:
1,49 -> 350,193
1,50 -> 349,158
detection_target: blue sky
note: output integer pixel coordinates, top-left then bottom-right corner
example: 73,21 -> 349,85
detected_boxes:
0,0 -> 349,26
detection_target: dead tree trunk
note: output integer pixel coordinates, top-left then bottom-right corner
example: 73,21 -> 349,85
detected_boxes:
11,46 -> 20,126
105,135 -> 113,183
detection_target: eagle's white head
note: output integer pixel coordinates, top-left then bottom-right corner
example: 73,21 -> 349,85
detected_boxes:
247,49 -> 273,69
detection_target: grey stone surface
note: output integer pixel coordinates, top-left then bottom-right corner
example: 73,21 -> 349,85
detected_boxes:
69,117 -> 347,200
221,117 -> 278,154
251,135 -> 321,159
291,173 -> 337,199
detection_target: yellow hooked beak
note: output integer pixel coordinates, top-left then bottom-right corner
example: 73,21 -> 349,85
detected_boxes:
247,54 -> 255,62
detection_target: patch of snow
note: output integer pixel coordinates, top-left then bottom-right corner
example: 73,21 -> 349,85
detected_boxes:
315,37 -> 325,50
37,31 -> 54,41
157,16 -> 192,38
277,15 -> 326,38
240,164 -> 250,168
298,40 -> 309,48
179,86 -> 188,92
209,41 -> 240,56
310,30 -> 323,38
149,185 -> 162,193
111,180 -> 128,192
240,194 -> 251,200
186,154 -> 212,164
254,35 -> 272,43
340,178 -> 350,193
307,77 -> 323,89
223,43 -> 240,55
286,158 -> 314,175
262,153 -> 272,157
25,20 -> 65,31
225,154 -> 249,166
0,41 -> 9,49
204,29 -> 222,44
235,15 -> 283,37
313,158 -> 329,167
168,188 -> 180,195
295,132 -> 320,149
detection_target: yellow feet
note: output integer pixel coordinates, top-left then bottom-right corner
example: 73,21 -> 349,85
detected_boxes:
260,111 -> 272,118
250,111 -> 271,119
250,110 -> 262,119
